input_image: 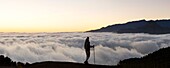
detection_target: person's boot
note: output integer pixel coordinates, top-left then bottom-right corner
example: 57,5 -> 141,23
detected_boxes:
84,61 -> 89,64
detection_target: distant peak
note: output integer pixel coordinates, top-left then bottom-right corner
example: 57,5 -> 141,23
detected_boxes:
88,19 -> 170,34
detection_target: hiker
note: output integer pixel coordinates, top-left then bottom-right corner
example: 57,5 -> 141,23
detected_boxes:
84,37 -> 94,64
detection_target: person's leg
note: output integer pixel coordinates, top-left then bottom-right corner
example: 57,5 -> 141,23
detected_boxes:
84,50 -> 90,64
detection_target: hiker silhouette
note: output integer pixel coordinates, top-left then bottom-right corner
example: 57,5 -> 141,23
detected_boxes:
84,37 -> 94,64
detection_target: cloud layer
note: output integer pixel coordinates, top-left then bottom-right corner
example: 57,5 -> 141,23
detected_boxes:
0,32 -> 170,65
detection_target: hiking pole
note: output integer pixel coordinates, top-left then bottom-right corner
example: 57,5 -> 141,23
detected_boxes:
93,45 -> 95,64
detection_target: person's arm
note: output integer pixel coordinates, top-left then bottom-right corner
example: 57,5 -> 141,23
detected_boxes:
90,45 -> 94,48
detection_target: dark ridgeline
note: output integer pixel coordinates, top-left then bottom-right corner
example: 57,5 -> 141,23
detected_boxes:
0,55 -> 113,68
116,47 -> 170,68
88,19 -> 170,34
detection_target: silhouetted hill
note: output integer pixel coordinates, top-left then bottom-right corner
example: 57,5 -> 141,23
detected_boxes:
25,61 -> 114,68
88,19 -> 170,34
117,47 -> 170,68
0,55 -> 113,68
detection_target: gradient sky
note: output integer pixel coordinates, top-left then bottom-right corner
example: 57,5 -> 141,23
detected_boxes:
0,0 -> 170,32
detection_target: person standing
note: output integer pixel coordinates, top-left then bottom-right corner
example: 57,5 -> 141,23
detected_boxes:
84,37 -> 94,64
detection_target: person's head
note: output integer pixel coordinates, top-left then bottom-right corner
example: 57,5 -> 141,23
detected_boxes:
86,37 -> 89,40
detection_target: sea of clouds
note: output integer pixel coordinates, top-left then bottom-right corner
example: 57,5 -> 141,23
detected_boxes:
0,32 -> 170,65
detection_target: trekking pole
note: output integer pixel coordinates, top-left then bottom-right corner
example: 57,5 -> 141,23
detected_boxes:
93,45 -> 95,64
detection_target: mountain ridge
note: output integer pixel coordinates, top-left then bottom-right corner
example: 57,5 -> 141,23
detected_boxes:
88,19 -> 170,34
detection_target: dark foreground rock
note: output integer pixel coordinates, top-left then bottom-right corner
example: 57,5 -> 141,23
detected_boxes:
24,62 -> 114,68
116,47 -> 170,68
0,55 -> 113,68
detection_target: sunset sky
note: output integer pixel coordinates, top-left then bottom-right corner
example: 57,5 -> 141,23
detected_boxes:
0,0 -> 170,32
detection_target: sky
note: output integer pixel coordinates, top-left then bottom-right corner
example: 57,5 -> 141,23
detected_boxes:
0,0 -> 170,32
